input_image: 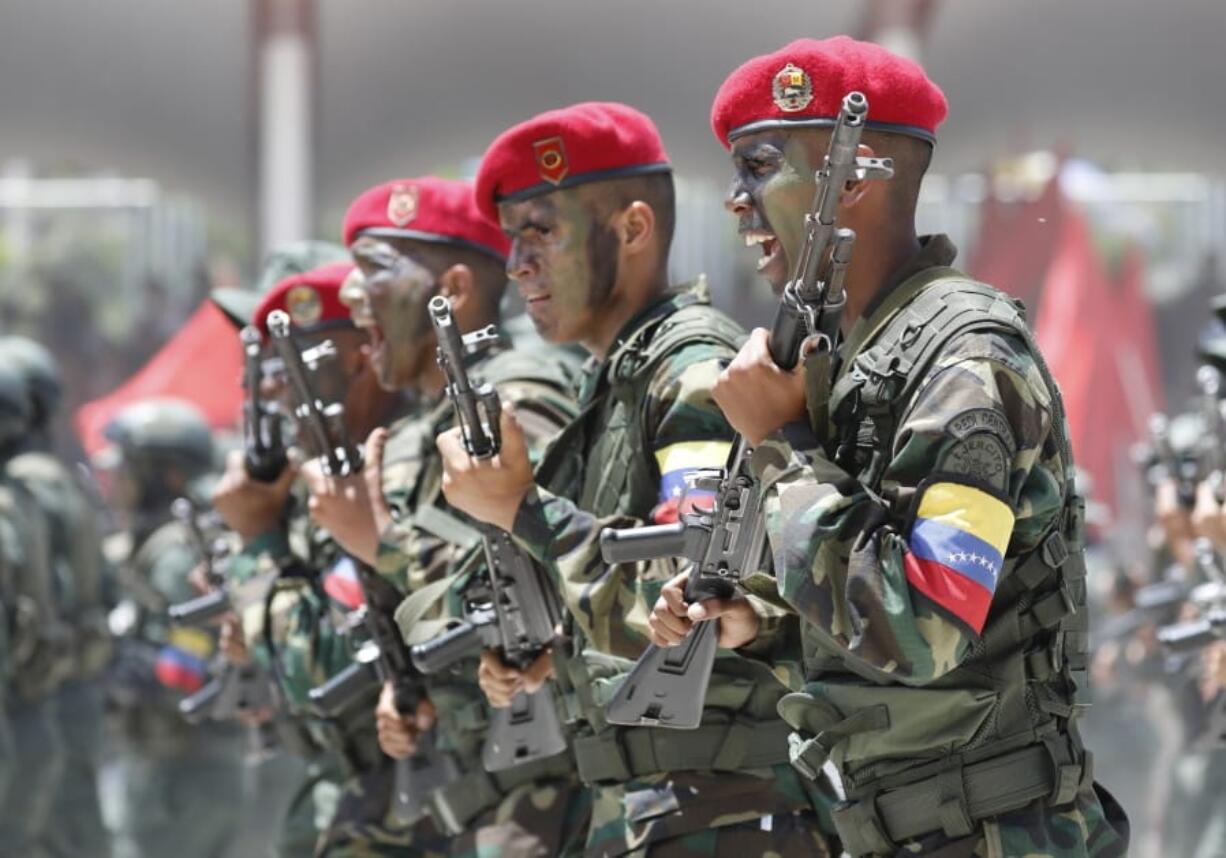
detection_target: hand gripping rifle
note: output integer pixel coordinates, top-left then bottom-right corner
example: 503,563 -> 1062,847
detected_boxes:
241,325 -> 289,482
598,92 -> 893,729
266,309 -> 457,824
165,498 -> 280,744
405,295 -> 568,772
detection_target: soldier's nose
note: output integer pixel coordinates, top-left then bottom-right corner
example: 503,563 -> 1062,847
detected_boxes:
725,188 -> 752,216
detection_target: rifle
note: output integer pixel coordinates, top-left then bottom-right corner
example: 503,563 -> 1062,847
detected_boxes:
1197,366 -> 1226,502
165,498 -> 280,743
598,91 -> 893,729
267,309 -> 456,823
404,296 -> 568,772
241,325 -> 289,482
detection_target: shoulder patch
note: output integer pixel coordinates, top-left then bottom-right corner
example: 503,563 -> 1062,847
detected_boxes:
941,432 -> 1012,491
947,407 -> 1015,446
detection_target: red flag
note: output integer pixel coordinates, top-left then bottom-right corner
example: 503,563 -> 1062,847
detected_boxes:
74,301 -> 243,455
1033,208 -> 1121,516
969,173 -> 1066,310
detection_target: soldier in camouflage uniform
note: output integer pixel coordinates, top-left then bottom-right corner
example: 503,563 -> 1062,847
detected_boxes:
213,261 -> 420,856
694,37 -> 1129,856
306,177 -> 587,857
0,360 -> 68,855
0,335 -> 114,858
437,102 -> 836,857
98,398 -> 246,858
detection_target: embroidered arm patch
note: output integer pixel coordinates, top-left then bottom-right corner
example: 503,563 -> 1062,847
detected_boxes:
902,479 -> 1015,634
651,440 -> 732,524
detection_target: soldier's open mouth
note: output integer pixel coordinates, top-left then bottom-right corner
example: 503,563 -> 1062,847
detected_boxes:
745,230 -> 783,273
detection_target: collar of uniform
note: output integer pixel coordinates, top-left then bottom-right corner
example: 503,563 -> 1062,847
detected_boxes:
842,234 -> 957,360
593,279 -> 709,394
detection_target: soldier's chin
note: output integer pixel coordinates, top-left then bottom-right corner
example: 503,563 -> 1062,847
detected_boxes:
757,249 -> 790,295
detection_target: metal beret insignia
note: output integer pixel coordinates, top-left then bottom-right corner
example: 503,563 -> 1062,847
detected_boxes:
772,63 -> 814,113
533,137 -> 569,185
285,285 -> 323,327
386,184 -> 419,227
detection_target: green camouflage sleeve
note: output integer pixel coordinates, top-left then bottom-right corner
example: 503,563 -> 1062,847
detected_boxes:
757,330 -> 1065,684
511,344 -> 749,659
375,379 -> 570,598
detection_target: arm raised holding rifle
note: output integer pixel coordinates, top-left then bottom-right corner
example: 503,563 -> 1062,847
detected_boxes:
599,91 -> 892,728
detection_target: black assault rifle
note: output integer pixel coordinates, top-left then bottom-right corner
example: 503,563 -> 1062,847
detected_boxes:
597,91 -> 893,729
405,295 -> 568,771
266,308 -> 457,824
165,498 -> 281,738
241,324 -> 290,481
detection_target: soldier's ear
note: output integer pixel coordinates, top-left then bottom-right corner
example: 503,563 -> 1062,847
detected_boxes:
838,143 -> 877,209
438,264 -> 474,312
619,201 -> 656,254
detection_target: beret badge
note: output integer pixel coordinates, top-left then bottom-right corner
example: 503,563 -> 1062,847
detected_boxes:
386,184 -> 419,227
286,285 -> 323,326
772,62 -> 813,112
533,137 -> 569,185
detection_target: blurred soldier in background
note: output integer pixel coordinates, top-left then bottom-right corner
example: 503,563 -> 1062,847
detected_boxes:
0,335 -> 114,858
0,360 -> 71,857
315,177 -> 586,856
212,262 -> 421,856
98,398 -> 245,858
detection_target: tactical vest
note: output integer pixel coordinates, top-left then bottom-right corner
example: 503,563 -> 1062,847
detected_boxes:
782,267 -> 1092,855
532,290 -> 799,784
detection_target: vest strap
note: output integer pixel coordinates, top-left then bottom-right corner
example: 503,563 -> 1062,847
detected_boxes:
572,718 -> 792,784
427,748 -> 574,836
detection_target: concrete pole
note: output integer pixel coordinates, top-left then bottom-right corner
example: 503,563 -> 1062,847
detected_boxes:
253,0 -> 316,257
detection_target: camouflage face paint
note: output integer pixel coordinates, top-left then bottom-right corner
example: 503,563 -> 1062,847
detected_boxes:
499,190 -> 617,347
351,236 -> 438,391
727,130 -> 822,294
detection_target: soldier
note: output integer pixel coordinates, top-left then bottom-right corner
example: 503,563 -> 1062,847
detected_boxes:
98,398 -> 246,858
679,36 -> 1130,856
0,360 -> 67,855
212,261 -> 424,856
0,335 -> 114,858
435,102 -> 836,856
306,177 -> 586,856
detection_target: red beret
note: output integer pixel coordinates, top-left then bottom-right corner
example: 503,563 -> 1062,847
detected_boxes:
475,102 -> 671,221
342,177 -> 509,261
711,36 -> 948,148
253,261 -> 357,337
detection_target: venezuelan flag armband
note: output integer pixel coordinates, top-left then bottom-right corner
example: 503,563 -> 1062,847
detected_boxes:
901,477 -> 1015,635
650,440 -> 733,524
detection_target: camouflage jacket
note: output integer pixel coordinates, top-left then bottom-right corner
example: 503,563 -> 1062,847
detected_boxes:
508,285 -> 825,853
0,468 -> 69,701
6,450 -> 111,679
761,237 -> 1126,855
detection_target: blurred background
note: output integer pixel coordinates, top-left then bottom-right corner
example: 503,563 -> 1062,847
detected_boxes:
1,1 -> 1225,854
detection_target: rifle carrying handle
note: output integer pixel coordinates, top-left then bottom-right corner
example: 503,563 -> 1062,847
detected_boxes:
410,621 -> 485,675
600,523 -> 689,564
167,589 -> 230,627
307,657 -> 379,716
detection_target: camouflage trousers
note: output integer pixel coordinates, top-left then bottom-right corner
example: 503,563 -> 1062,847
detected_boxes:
0,695 -> 65,856
893,782 -> 1130,858
40,678 -> 111,858
446,774 -> 591,858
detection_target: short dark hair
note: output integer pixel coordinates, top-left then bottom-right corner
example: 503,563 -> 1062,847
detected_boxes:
387,237 -> 508,316
860,130 -> 933,218
589,172 -> 677,259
